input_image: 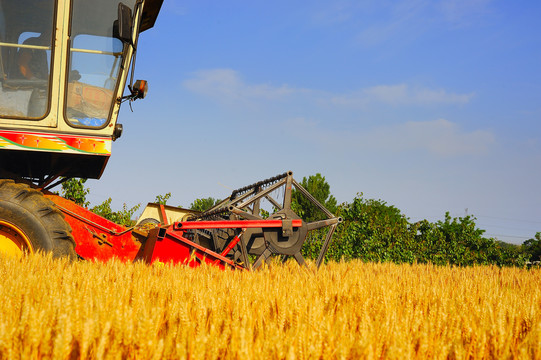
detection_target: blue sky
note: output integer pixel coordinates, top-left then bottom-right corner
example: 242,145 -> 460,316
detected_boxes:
86,0 -> 541,244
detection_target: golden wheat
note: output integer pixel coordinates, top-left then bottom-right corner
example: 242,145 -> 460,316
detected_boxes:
0,254 -> 539,359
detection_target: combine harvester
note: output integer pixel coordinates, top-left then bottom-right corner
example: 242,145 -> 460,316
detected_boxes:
0,0 -> 340,269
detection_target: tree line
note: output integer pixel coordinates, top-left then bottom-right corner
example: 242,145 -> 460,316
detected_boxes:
291,175 -> 539,266
60,177 -> 540,266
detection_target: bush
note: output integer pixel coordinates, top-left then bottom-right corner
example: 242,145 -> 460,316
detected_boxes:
91,198 -> 140,227
302,195 -> 528,267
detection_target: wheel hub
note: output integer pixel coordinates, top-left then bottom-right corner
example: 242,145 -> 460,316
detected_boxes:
0,220 -> 33,257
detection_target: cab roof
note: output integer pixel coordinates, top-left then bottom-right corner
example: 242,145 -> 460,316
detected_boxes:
140,0 -> 164,32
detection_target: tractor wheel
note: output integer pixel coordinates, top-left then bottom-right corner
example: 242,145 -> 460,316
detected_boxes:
0,180 -> 76,259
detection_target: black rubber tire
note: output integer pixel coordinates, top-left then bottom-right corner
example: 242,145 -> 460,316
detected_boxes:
0,179 -> 76,259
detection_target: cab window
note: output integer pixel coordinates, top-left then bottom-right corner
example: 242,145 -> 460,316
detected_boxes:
66,0 -> 135,128
0,0 -> 55,119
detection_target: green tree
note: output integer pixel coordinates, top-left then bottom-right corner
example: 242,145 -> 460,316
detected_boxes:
416,213 -> 491,266
331,195 -> 414,263
154,192 -> 171,205
523,232 -> 541,262
302,193 -> 528,267
61,178 -> 90,207
190,197 -> 220,212
412,213 -> 528,266
90,198 -> 140,227
292,173 -> 337,222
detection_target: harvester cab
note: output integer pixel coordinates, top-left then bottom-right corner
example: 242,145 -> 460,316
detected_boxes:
0,1 -> 341,269
0,0 -> 161,183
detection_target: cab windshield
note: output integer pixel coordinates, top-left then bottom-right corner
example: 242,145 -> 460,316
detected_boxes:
66,0 -> 136,128
0,0 -> 55,119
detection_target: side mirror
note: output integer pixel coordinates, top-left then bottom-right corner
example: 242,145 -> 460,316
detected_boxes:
131,80 -> 148,99
113,3 -> 133,44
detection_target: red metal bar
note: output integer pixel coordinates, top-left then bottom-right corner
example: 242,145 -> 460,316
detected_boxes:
136,226 -> 245,270
159,204 -> 169,225
174,219 -> 302,230
220,234 -> 241,257
212,234 -> 243,266
165,230 -> 243,268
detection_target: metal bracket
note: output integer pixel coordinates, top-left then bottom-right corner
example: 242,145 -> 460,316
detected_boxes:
86,226 -> 113,247
282,219 -> 293,237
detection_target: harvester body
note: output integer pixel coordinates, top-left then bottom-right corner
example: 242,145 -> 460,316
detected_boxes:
0,0 -> 340,269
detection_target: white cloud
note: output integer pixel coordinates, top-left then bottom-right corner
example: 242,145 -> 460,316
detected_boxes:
184,69 -> 474,108
310,1 -> 365,26
355,0 -> 431,46
439,0 -> 493,26
290,118 -> 494,157
331,84 -> 474,107
378,118 -> 495,156
352,0 -> 494,46
183,69 -> 300,102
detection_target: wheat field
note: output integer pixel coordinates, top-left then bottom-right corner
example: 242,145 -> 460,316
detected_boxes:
0,254 -> 539,359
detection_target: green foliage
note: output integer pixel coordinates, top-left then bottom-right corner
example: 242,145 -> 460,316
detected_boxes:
259,209 -> 270,219
90,198 -> 141,227
292,173 -> 337,222
523,232 -> 541,261
61,178 -> 89,207
59,178 -> 140,226
302,194 -> 529,267
319,195 -> 415,263
190,197 -> 220,212
154,192 -> 171,205
259,206 -> 282,219
413,213 -> 519,266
